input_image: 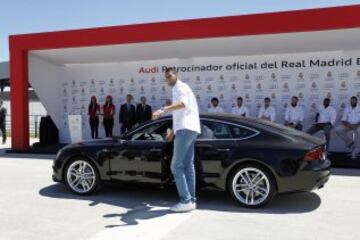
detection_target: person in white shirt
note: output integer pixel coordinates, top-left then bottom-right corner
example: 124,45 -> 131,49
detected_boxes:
284,96 -> 304,130
306,98 -> 337,150
153,67 -> 200,213
232,97 -> 249,117
335,96 -> 360,159
258,97 -> 276,122
208,97 -> 224,113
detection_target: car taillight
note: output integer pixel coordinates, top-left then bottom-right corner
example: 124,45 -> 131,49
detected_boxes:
304,148 -> 324,161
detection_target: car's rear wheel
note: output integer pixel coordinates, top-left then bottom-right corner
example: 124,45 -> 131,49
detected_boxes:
64,158 -> 101,195
228,163 -> 276,208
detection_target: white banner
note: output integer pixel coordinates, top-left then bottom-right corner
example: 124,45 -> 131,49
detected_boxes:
44,51 -> 360,151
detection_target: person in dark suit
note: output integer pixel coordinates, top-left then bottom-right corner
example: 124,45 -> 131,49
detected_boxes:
119,94 -> 136,134
0,99 -> 7,144
136,96 -> 152,124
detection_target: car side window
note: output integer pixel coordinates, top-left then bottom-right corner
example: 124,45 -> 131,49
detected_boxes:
198,120 -> 232,139
131,121 -> 171,141
229,125 -> 257,139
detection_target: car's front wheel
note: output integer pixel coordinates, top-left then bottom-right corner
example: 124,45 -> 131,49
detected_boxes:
228,163 -> 276,208
64,158 -> 101,195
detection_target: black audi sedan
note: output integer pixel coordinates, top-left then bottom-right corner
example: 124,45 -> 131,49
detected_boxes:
52,113 -> 330,208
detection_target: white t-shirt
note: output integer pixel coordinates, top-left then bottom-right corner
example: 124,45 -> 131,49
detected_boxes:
208,106 -> 224,113
258,106 -> 276,122
232,105 -> 249,117
341,105 -> 360,124
172,79 -> 201,134
317,105 -> 337,125
285,105 -> 304,124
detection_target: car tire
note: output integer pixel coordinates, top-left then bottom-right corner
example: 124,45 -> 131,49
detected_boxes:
64,157 -> 101,195
228,163 -> 277,208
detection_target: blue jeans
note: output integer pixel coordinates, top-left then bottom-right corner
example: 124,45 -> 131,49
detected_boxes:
171,129 -> 198,204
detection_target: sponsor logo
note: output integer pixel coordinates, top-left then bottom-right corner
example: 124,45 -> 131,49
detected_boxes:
256,83 -> 262,91
138,66 -> 159,74
150,77 -> 157,85
311,82 -> 317,89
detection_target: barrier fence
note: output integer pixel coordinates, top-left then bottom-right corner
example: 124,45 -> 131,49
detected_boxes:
4,115 -> 47,138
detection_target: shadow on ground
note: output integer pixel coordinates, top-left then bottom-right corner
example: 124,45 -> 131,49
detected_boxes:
39,182 -> 322,227
331,168 -> 360,177
0,150 -> 55,160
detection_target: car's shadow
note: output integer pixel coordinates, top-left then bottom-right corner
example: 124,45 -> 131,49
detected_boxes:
39,182 -> 322,227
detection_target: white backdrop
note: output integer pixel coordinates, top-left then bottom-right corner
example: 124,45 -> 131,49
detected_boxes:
30,51 -> 360,151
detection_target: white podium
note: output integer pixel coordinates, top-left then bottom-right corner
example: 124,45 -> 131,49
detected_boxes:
68,115 -> 83,143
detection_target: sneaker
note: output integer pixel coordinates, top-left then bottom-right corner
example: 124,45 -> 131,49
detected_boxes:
191,202 -> 197,210
170,202 -> 195,213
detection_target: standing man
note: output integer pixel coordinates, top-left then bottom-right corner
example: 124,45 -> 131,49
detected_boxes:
232,96 -> 249,117
119,94 -> 136,134
335,96 -> 360,159
0,100 -> 6,144
135,96 -> 152,124
284,96 -> 304,130
258,97 -> 276,122
307,98 -> 337,150
208,97 -> 224,113
153,67 -> 200,212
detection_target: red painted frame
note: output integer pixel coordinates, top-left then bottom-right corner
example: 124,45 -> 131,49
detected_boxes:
9,5 -> 360,150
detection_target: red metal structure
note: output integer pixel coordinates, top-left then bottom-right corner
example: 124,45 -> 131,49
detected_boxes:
9,5 -> 360,150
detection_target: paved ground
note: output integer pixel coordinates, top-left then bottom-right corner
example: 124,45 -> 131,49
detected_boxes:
0,144 -> 360,240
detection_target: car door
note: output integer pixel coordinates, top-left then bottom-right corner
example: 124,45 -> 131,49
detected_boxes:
195,119 -> 239,185
109,119 -> 172,183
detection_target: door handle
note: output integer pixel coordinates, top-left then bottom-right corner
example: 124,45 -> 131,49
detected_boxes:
150,148 -> 162,153
216,148 -> 230,152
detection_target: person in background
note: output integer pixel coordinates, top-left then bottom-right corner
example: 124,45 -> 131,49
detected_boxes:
284,96 -> 304,130
103,95 -> 115,137
232,96 -> 249,117
258,97 -> 276,122
153,67 -> 200,213
0,100 -> 7,144
88,96 -> 101,139
119,94 -> 136,134
135,96 -> 152,124
307,97 -> 337,151
335,96 -> 360,159
208,97 -> 224,113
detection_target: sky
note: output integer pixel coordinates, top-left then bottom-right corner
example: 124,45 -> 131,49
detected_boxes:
1,0 -> 359,62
